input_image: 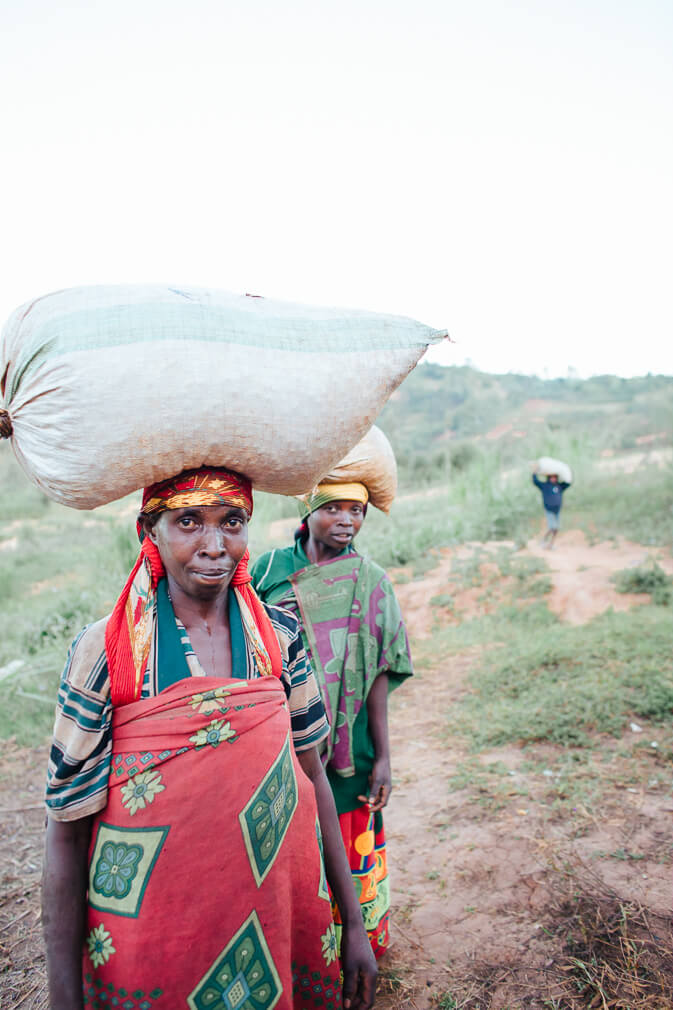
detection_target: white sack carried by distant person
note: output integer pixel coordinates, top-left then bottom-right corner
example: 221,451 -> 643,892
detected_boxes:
535,456 -> 573,485
298,425 -> 398,514
0,285 -> 448,509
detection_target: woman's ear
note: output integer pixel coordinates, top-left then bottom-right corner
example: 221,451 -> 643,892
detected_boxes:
142,514 -> 159,543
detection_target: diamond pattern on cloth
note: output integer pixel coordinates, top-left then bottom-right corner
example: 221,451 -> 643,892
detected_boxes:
238,733 -> 298,886
187,910 -> 282,1010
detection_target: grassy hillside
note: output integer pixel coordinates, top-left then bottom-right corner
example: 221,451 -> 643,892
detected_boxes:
376,364 -> 673,485
0,364 -> 671,743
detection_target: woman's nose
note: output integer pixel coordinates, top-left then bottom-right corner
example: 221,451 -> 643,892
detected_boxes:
200,527 -> 226,554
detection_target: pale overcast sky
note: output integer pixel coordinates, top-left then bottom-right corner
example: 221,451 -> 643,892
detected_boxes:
1,0 -> 671,378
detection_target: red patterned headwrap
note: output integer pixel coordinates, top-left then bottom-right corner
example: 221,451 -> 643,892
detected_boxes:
105,468 -> 282,705
140,468 -> 253,526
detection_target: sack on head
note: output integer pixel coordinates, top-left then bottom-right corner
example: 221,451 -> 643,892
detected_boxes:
0,284 -> 447,509
301,425 -> 397,514
535,456 -> 573,485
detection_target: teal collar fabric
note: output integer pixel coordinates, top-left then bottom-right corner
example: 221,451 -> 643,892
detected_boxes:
156,579 -> 248,691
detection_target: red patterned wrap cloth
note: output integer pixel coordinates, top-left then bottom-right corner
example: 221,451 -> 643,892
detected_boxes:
83,677 -> 341,1009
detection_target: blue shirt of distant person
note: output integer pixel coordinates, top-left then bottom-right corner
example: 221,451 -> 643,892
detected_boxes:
532,469 -> 570,547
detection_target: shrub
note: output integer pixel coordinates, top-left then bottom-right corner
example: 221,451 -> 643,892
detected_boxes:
613,560 -> 672,605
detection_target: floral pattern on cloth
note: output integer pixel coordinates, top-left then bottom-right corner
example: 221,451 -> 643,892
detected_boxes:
291,964 -> 341,1010
189,685 -> 231,714
189,717 -> 237,749
321,923 -> 338,966
84,676 -> 339,1008
120,770 -> 165,815
86,924 -> 116,969
83,975 -> 163,1009
93,841 -> 144,898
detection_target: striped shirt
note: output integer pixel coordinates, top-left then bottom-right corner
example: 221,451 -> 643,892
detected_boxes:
46,602 -> 328,822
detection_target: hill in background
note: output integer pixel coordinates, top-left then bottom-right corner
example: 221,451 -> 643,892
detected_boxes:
375,364 -> 672,486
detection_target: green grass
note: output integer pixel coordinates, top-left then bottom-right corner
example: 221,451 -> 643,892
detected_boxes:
420,604 -> 673,750
612,559 -> 672,605
570,465 -> 673,546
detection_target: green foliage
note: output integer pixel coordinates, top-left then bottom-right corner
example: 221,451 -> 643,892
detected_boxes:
376,363 -> 673,491
570,466 -> 673,547
434,994 -> 459,1010
0,446 -> 51,521
612,560 -> 672,605
430,605 -> 673,749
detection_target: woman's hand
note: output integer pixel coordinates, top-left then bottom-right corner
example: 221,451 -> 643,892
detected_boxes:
340,918 -> 378,1010
358,756 -> 391,812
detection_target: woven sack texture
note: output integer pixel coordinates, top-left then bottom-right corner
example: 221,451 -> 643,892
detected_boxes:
0,285 -> 447,509
301,425 -> 398,513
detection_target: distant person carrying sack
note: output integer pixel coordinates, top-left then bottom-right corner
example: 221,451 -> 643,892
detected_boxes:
532,461 -> 571,548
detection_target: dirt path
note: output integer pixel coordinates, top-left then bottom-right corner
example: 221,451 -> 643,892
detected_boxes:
526,530 -> 673,624
393,531 -> 673,638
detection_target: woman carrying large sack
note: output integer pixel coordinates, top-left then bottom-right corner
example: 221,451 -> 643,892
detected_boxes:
42,467 -> 377,1010
251,431 -> 412,959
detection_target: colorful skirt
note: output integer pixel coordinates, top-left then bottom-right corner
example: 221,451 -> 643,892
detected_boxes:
331,804 -> 389,959
82,677 -> 341,1009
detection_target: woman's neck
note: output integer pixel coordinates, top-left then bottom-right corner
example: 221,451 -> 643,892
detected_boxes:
166,577 -> 233,678
166,577 -> 230,632
303,536 -> 347,565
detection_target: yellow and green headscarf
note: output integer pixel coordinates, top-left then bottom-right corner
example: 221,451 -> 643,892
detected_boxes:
297,482 -> 369,518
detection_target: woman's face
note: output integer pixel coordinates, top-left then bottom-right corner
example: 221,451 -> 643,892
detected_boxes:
145,504 -> 248,600
306,500 -> 365,553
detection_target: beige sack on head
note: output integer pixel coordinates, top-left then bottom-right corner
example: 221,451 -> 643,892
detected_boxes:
304,425 -> 398,513
0,284 -> 447,509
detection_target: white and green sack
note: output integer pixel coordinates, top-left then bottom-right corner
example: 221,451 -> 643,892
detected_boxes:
0,284 -> 447,508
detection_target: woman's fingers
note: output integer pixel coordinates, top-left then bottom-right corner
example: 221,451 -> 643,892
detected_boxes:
341,927 -> 377,1010
357,778 -> 391,811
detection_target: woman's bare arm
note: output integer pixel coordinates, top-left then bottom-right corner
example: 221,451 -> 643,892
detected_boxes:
42,815 -> 92,1010
361,673 -> 390,812
297,747 -> 377,1010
